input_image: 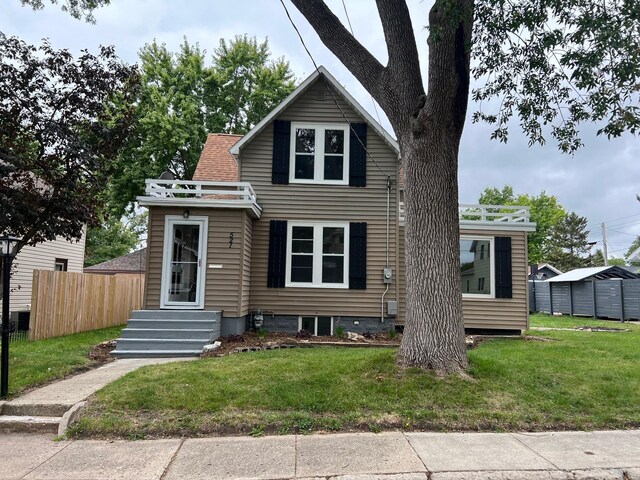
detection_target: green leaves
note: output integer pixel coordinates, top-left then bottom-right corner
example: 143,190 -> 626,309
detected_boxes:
0,32 -> 137,253
106,35 -> 296,215
473,0 -> 640,153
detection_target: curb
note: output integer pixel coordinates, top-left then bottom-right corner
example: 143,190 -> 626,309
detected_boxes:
57,401 -> 87,437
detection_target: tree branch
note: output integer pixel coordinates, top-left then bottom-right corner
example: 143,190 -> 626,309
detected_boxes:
375,0 -> 422,81
290,0 -> 386,100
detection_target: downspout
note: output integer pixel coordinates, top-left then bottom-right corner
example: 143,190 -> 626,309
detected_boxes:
381,176 -> 391,323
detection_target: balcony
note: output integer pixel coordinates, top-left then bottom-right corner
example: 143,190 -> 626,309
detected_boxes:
137,180 -> 262,218
399,203 -> 535,231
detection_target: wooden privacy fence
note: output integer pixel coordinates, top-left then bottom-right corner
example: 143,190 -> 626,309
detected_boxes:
529,279 -> 640,321
30,270 -> 145,340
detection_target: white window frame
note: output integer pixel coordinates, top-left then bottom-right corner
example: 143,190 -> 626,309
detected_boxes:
460,235 -> 495,299
289,123 -> 350,185
285,221 -> 349,288
298,316 -> 334,336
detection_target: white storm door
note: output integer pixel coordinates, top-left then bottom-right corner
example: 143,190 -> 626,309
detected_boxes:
161,216 -> 208,309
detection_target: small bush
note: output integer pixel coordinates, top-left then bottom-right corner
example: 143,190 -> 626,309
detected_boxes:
257,328 -> 267,339
335,326 -> 345,338
388,329 -> 398,340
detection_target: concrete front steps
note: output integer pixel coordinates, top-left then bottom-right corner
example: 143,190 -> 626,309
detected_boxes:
112,310 -> 221,358
0,403 -> 65,434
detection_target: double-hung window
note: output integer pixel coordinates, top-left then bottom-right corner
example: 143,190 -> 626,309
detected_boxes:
290,123 -> 349,184
460,236 -> 494,298
286,222 -> 349,288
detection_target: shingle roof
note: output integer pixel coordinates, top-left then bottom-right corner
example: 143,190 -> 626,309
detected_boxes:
84,248 -> 146,274
193,133 -> 242,182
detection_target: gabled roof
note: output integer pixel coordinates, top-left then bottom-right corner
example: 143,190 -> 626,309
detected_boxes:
84,248 -> 146,274
628,246 -> 640,262
538,263 -> 563,275
547,266 -> 639,282
193,134 -> 242,182
229,66 -> 399,156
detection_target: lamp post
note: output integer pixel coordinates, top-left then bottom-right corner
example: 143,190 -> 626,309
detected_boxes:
1,236 -> 20,398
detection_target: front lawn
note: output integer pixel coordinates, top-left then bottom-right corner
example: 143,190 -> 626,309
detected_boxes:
4,326 -> 123,397
71,315 -> 640,438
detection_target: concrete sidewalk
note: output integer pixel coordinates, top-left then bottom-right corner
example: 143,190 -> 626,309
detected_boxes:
0,358 -> 192,434
1,430 -> 639,480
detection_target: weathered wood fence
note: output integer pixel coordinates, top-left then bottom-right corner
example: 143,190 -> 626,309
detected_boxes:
529,279 -> 640,321
29,270 -> 145,340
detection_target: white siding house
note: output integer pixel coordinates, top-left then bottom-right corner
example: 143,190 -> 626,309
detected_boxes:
6,232 -> 85,314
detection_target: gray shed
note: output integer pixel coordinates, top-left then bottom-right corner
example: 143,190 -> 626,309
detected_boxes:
530,266 -> 640,320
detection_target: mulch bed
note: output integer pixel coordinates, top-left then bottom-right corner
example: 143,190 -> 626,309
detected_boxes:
87,340 -> 117,363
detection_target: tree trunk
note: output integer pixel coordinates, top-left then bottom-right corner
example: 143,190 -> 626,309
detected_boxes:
291,0 -> 474,374
397,132 -> 468,374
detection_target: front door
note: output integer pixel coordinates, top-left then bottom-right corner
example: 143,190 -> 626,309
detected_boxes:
161,216 -> 208,309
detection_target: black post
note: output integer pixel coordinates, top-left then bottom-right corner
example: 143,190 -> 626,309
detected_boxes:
1,252 -> 10,397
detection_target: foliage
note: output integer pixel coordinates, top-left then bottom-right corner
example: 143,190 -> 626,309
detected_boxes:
473,0 -> 640,152
478,186 -> 566,263
335,326 -> 345,338
208,35 -> 296,134
8,326 -> 122,397
625,236 -> 640,265
84,211 -> 147,267
71,315 -> 640,437
106,36 -> 295,215
18,0 -> 110,22
589,249 -> 626,267
546,212 -> 593,271
0,33 -> 138,260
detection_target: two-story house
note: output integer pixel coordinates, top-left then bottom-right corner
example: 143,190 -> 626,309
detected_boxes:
112,67 -> 536,357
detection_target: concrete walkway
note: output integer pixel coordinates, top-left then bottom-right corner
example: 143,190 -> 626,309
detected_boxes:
0,358 -> 192,433
1,430 -> 639,479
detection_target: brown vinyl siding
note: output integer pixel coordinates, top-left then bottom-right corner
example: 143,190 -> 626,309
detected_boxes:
398,228 -> 529,330
240,78 -> 399,318
145,206 -> 247,317
240,212 -> 252,316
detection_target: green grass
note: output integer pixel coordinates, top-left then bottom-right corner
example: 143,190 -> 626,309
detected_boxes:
71,315 -> 640,438
3,326 -> 123,397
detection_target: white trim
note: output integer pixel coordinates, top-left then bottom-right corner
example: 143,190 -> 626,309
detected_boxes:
137,197 -> 262,219
160,216 -> 208,309
298,315 -> 334,336
460,235 -> 495,299
229,66 -> 399,156
289,123 -> 350,185
458,221 -> 537,232
285,221 -> 349,289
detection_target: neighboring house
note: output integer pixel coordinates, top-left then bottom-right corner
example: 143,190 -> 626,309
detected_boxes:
6,233 -> 85,315
528,263 -> 562,281
112,67 -> 536,357
84,248 -> 146,275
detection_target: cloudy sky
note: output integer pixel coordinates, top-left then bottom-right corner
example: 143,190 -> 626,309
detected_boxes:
4,0 -> 639,259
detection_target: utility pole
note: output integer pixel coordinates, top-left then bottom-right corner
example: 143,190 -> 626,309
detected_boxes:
601,223 -> 609,266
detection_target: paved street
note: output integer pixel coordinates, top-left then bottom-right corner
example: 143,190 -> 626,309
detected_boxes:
1,430 -> 639,479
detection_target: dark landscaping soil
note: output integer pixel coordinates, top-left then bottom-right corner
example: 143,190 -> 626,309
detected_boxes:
87,340 -> 117,363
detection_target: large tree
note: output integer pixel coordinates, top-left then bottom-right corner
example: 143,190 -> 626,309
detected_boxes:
84,211 -> 147,267
478,186 -> 566,264
107,36 -> 296,215
291,0 -> 640,373
546,212 -> 592,271
0,33 -> 137,264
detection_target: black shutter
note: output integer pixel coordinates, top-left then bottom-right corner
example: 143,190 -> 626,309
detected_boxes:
349,222 -> 367,289
495,236 -> 512,299
349,123 -> 367,187
272,120 -> 291,184
267,220 -> 287,288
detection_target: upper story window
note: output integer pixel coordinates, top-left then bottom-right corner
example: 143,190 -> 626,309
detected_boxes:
290,123 -> 350,185
460,236 -> 494,298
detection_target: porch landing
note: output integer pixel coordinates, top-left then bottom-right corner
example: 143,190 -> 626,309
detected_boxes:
112,310 -> 221,358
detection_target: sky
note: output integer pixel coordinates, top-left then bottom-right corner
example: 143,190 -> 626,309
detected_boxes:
3,0 -> 639,260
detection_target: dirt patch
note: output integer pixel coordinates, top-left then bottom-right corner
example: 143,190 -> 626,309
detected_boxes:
87,340 -> 117,363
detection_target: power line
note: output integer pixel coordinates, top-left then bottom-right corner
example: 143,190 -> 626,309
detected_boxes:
587,213 -> 640,230
279,0 -> 391,179
607,228 -> 640,238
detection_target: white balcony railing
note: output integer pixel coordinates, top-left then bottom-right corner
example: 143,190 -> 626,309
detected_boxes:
139,180 -> 261,217
399,203 -> 533,229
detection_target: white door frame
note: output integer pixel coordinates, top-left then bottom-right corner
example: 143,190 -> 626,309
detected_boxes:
160,215 -> 208,309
